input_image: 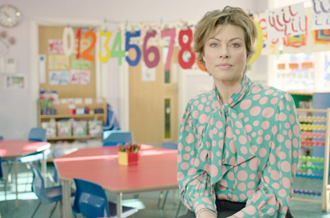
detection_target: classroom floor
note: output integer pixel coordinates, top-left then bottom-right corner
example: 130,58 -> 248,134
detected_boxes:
1,163 -> 330,217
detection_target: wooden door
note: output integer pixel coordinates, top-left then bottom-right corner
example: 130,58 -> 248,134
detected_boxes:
129,46 -> 178,144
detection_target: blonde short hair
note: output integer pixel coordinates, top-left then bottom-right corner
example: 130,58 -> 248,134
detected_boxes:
193,6 -> 258,68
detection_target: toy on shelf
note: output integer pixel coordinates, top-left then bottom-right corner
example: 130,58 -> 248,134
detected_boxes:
41,118 -> 56,138
57,120 -> 72,137
72,120 -> 87,136
293,108 -> 330,211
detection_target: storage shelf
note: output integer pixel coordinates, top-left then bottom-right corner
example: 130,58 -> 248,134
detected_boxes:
40,114 -> 105,119
47,135 -> 103,141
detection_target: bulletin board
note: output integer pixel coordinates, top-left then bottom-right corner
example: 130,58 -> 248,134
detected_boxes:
38,25 -> 96,98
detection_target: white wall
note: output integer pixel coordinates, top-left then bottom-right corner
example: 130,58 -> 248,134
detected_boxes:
0,0 -> 267,139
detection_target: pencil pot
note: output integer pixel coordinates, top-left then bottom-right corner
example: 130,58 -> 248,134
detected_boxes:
118,151 -> 139,166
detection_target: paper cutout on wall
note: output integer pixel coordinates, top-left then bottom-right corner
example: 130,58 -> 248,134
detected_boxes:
48,55 -> 69,70
70,69 -> 90,85
5,74 -> 26,89
70,55 -> 91,70
311,27 -> 330,51
266,3 -> 306,39
48,39 -> 64,54
283,8 -> 312,54
311,0 -> 330,31
178,27 -> 195,69
283,34 -> 307,48
161,28 -> 176,71
253,13 -> 282,55
143,30 -> 160,68
62,27 -> 75,57
141,61 -> 156,81
313,29 -> 330,44
125,30 -> 141,66
49,71 -> 70,85
39,55 -> 46,84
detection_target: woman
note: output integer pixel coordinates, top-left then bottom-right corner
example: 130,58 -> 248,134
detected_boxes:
177,6 -> 300,218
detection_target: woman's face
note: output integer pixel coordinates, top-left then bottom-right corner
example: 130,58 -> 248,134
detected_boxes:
203,24 -> 248,83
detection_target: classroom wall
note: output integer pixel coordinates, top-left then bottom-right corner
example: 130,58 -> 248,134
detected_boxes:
0,0 -> 267,139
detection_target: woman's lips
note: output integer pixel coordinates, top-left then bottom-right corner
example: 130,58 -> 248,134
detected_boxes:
217,64 -> 232,70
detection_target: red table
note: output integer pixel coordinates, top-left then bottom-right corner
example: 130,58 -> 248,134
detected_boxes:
55,145 -> 178,218
0,140 -> 51,206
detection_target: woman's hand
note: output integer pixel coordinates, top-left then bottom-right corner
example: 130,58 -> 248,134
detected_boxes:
197,210 -> 217,218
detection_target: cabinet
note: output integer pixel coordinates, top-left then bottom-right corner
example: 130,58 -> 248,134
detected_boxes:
38,98 -> 107,141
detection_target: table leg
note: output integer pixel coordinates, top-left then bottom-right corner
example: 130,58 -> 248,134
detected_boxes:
15,158 -> 19,207
62,180 -> 71,218
41,150 -> 47,188
117,192 -> 122,218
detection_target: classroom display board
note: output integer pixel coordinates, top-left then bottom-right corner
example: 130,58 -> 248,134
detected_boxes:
38,25 -> 96,98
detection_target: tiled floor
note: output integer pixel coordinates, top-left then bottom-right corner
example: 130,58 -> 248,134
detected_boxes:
1,163 -> 330,217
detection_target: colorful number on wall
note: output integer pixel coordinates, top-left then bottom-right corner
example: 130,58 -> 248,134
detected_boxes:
143,30 -> 160,68
178,27 -> 195,69
62,27 -> 75,57
161,28 -> 176,71
125,31 -> 141,66
76,28 -> 81,59
98,30 -> 112,63
111,32 -> 125,65
81,30 -> 96,61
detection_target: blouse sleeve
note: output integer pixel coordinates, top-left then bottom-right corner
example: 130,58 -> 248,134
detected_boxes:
232,93 -> 301,218
177,101 -> 217,215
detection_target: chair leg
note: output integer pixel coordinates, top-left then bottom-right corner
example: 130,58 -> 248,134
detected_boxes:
6,161 -> 13,183
49,201 -> 58,218
161,191 -> 169,210
175,201 -> 182,218
157,191 -> 164,208
25,163 -> 32,191
31,201 -> 42,218
4,178 -> 8,212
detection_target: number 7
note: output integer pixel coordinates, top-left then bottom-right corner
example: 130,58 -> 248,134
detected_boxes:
161,28 -> 176,71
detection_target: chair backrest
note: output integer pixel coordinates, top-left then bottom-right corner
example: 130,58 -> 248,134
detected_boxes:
52,147 -> 65,159
161,142 -> 178,150
52,147 -> 65,183
0,136 -> 3,140
72,178 -> 109,218
28,128 -> 47,142
103,130 -> 133,146
28,163 -> 48,203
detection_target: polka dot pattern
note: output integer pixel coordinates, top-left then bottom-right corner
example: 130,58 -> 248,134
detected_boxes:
177,75 -> 301,217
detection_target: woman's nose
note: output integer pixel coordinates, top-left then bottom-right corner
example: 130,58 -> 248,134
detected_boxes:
219,48 -> 230,59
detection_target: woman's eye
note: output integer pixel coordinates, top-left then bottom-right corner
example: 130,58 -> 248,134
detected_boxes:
210,43 -> 218,48
231,43 -> 240,48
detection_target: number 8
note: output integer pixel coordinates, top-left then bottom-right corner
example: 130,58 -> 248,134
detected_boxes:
178,27 -> 195,69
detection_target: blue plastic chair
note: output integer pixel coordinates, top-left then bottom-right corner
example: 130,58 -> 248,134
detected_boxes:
103,130 -> 133,146
51,147 -> 65,184
0,136 -> 3,140
18,128 -> 51,163
28,163 -> 75,218
157,142 -> 178,210
72,178 -> 138,218
0,156 -> 8,212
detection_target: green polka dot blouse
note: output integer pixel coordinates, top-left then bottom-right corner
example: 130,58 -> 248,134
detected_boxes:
177,75 -> 301,218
